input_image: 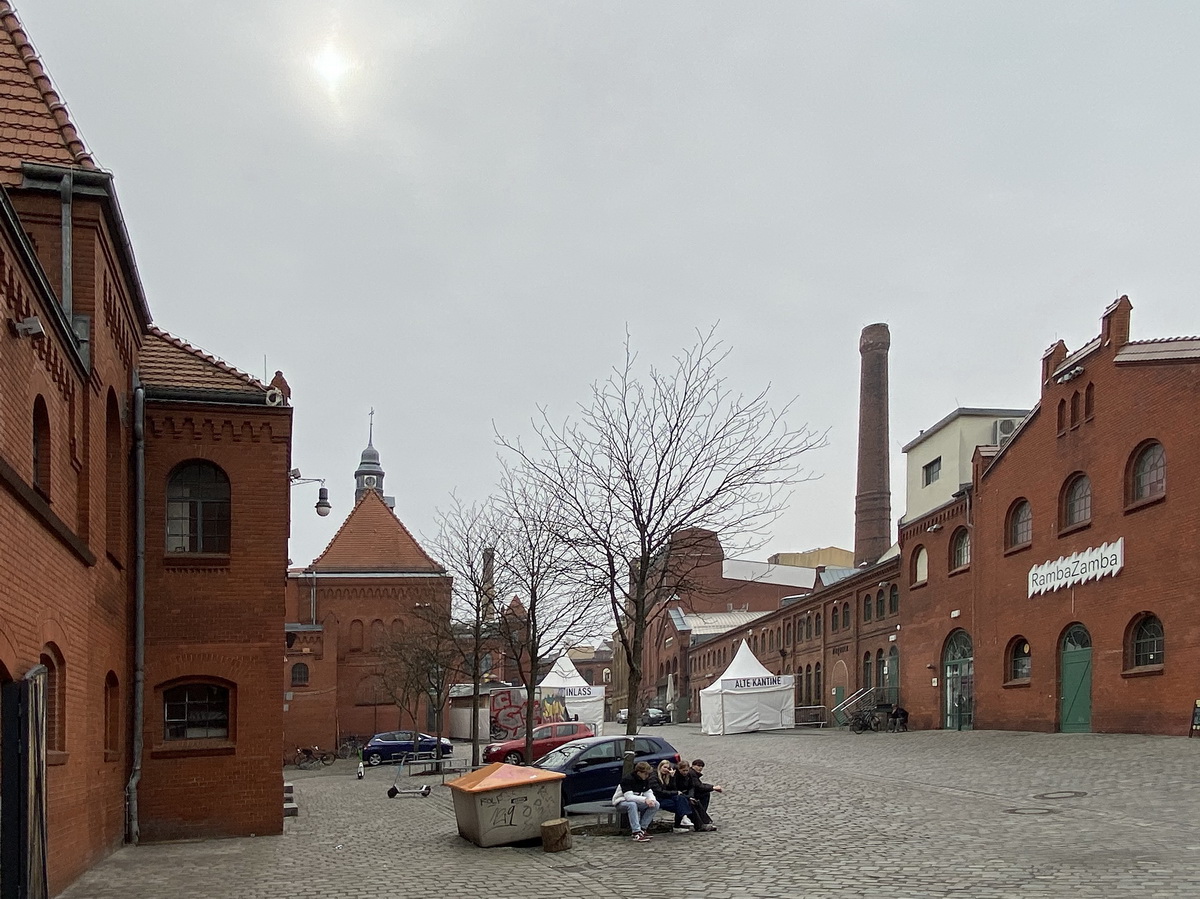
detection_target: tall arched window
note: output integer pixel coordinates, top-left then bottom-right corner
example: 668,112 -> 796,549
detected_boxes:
1008,500 -> 1032,548
1129,442 -> 1166,503
875,590 -> 885,619
841,603 -> 850,630
1008,637 -> 1031,681
106,390 -> 123,554
1070,390 -> 1080,426
804,665 -> 813,705
32,395 -> 51,497
814,663 -> 822,705
911,546 -> 928,585
166,461 -> 231,553
291,662 -> 310,687
863,595 -> 872,622
888,584 -> 899,614
862,652 -> 872,689
40,644 -> 65,751
1056,399 -> 1067,435
951,528 -> 970,570
370,619 -> 386,650
815,613 -> 822,636
875,649 -> 885,689
806,616 -> 813,640
830,607 -> 839,633
105,671 -> 120,755
1084,383 -> 1095,419
1062,474 -> 1092,528
349,619 -> 364,652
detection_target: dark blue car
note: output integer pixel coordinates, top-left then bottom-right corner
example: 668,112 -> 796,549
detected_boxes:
532,734 -> 679,807
363,730 -> 454,766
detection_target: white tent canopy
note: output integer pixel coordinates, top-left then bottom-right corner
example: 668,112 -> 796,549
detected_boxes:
537,655 -> 605,736
700,640 -> 795,735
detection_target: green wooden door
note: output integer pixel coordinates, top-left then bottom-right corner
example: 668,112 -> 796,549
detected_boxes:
1060,624 -> 1093,733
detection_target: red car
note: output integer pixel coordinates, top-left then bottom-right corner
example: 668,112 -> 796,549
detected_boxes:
483,721 -> 594,765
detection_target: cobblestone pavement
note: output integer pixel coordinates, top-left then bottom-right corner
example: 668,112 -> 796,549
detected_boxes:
62,725 -> 1200,898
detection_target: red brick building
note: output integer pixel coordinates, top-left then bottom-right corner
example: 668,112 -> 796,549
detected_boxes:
283,439 -> 453,754
0,4 -> 291,892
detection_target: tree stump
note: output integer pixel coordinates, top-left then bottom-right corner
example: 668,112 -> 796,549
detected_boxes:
540,817 -> 572,853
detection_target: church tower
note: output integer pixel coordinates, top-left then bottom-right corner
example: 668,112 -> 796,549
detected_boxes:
354,411 -> 393,507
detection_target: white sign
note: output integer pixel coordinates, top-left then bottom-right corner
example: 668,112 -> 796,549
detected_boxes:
561,685 -> 599,698
722,675 -> 792,690
1028,537 -> 1124,597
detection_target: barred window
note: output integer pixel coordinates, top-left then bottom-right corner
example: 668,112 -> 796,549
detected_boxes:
164,683 -> 229,740
166,461 -> 231,553
1131,616 -> 1164,668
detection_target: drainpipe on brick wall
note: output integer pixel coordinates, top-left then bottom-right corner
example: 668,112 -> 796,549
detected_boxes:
125,380 -> 146,844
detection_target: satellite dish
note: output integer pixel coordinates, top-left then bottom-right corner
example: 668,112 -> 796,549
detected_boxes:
265,387 -> 285,406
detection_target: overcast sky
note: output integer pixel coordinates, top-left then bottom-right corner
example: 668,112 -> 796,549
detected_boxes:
18,1 -> 1200,569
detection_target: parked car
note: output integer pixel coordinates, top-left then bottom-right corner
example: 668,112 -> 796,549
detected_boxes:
615,708 -> 628,724
483,721 -> 594,765
641,707 -> 666,726
532,734 -> 680,808
362,730 -> 454,766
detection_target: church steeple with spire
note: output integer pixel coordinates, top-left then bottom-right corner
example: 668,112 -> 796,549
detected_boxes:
354,409 -> 388,504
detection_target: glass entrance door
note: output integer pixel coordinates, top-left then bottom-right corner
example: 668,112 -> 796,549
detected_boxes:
943,630 -> 974,730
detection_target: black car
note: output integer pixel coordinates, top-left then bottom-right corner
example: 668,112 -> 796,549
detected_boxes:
641,707 -> 666,726
532,734 -> 679,807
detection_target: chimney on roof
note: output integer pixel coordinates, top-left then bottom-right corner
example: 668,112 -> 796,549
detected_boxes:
1101,295 -> 1133,349
854,323 -> 892,568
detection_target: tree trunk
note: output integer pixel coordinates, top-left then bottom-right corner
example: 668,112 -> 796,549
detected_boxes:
540,818 -> 572,852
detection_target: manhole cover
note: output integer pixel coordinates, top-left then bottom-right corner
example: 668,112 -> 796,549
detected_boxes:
1033,791 -> 1088,800
1004,807 -> 1057,815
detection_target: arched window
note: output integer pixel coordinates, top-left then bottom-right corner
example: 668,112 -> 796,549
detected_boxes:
785,622 -> 792,645
1008,500 -> 1032,548
602,668 -> 611,684
32,395 -> 51,497
1056,399 -> 1067,435
1008,637 -> 1031,681
1084,383 -> 1095,419
1129,442 -> 1166,504
951,528 -> 970,570
876,590 -> 885,619
830,606 -> 839,633
1070,390 -> 1080,426
163,682 -> 230,740
911,546 -> 928,585
814,663 -> 822,704
370,619 -> 386,650
806,616 -> 813,641
40,644 -> 65,751
1062,474 -> 1092,528
875,649 -> 885,689
106,390 -> 123,554
166,461 -> 231,553
804,665 -> 813,705
105,671 -> 120,755
1128,615 -> 1164,668
887,646 -> 899,692
863,595 -> 872,622
841,603 -> 850,630
815,613 -> 822,636
862,652 -> 872,689
291,663 -> 310,687
888,584 -> 899,614
349,619 -> 364,652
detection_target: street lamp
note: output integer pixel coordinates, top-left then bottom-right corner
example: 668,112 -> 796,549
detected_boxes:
289,468 -> 332,516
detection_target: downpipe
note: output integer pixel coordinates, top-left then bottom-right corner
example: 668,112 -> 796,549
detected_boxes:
124,381 -> 146,844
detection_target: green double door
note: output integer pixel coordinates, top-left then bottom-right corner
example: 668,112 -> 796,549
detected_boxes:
1059,624 -> 1093,733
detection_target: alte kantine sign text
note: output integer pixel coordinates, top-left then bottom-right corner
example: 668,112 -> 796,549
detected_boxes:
1027,538 -> 1124,597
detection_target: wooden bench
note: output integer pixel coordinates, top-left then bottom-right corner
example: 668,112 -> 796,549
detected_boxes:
564,799 -> 674,831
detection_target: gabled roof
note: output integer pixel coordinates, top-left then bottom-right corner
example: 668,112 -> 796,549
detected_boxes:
0,3 -> 96,186
311,490 -> 444,573
1116,337 -> 1200,364
139,326 -> 269,393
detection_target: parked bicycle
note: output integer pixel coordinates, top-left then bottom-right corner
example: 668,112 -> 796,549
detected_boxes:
292,746 -> 336,768
848,709 -> 881,734
337,736 -> 364,759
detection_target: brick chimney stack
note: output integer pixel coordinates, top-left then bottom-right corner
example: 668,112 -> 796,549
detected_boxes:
854,323 -> 893,567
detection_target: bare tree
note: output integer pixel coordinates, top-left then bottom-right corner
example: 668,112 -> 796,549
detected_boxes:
377,607 -> 458,763
428,495 -> 505,767
499,328 -> 823,750
492,465 -> 609,765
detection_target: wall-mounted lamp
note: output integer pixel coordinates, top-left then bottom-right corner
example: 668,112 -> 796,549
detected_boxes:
926,523 -> 943,533
8,316 -> 45,339
290,470 -> 332,517
925,664 -> 936,671
878,581 -> 890,588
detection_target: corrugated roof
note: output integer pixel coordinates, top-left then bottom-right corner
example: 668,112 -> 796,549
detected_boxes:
1115,337 -> 1200,363
676,609 -> 769,636
311,490 -> 444,573
138,326 -> 269,393
0,2 -> 96,186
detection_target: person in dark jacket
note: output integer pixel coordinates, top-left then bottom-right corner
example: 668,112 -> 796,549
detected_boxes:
616,760 -> 659,841
680,759 -> 723,828
652,760 -> 715,832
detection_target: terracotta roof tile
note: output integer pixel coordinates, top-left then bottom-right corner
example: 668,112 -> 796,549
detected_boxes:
139,326 -> 270,393
311,491 -> 444,573
0,1 -> 97,186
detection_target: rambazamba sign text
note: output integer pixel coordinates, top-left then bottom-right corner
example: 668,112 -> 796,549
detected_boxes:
1028,538 -> 1124,597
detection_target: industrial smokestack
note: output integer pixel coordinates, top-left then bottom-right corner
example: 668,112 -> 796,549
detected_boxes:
482,546 -> 496,621
855,323 -> 892,567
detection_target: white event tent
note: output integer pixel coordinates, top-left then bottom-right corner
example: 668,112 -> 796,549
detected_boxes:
700,640 -> 795,735
537,654 -> 605,736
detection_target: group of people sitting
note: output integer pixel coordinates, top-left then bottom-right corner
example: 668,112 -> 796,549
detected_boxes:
613,758 -> 723,841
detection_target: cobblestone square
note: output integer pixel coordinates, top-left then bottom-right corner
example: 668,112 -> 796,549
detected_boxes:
62,725 -> 1200,898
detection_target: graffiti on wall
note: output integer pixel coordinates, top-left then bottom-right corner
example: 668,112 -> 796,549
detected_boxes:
488,689 -> 574,740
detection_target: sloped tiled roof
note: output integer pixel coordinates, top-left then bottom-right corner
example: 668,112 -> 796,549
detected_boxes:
311,490 -> 444,573
0,2 -> 96,186
138,326 -> 269,393
1116,336 -> 1200,364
